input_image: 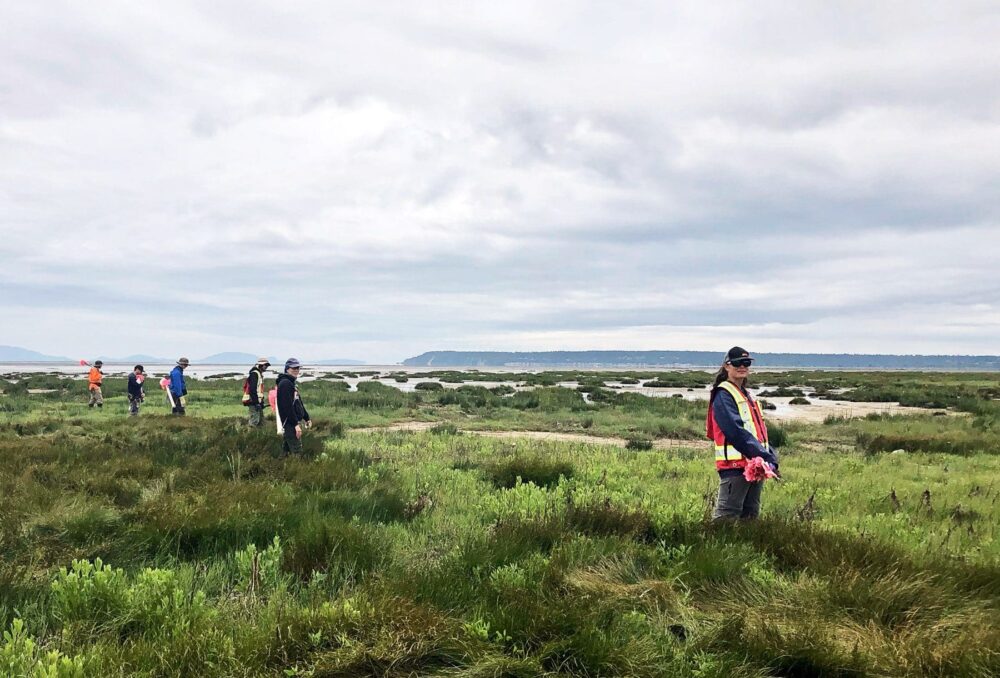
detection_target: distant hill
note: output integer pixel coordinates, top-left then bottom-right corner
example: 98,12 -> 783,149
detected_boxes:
0,345 -> 70,362
403,350 -> 1000,370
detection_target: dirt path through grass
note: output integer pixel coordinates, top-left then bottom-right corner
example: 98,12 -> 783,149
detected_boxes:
354,421 -> 695,448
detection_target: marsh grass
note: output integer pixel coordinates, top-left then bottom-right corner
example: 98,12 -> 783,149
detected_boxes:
2,370 -> 1000,675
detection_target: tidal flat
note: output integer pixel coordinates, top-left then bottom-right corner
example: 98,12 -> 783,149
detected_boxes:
0,369 -> 998,676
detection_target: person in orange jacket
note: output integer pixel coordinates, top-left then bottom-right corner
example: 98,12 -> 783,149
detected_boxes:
88,360 -> 104,408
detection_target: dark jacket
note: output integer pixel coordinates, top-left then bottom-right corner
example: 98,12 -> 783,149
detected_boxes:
276,373 -> 310,430
127,373 -> 144,399
711,385 -> 779,478
169,366 -> 187,397
246,366 -> 264,407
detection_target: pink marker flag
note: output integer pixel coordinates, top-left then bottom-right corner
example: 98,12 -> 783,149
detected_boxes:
743,456 -> 779,483
159,378 -> 170,389
78,359 -> 88,366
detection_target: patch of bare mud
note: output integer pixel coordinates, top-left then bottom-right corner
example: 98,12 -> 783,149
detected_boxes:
353,422 -> 694,449
764,398 -> 952,423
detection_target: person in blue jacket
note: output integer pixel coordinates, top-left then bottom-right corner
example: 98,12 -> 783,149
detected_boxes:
706,347 -> 780,520
169,357 -> 189,415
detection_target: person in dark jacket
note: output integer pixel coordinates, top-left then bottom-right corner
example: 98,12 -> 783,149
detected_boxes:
706,347 -> 780,520
275,358 -> 311,455
169,358 -> 189,415
243,357 -> 270,427
127,364 -> 146,416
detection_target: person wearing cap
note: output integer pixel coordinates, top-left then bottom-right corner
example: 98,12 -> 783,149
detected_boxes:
169,358 -> 190,415
243,357 -> 271,427
87,360 -> 104,408
127,364 -> 146,416
705,347 -> 780,520
275,358 -> 311,455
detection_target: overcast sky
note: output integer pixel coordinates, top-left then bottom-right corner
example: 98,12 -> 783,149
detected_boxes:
2,2 -> 999,363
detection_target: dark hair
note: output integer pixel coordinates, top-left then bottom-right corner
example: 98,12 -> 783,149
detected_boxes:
134,364 -> 144,372
709,360 -> 752,405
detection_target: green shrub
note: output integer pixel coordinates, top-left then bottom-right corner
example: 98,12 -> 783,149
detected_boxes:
0,619 -> 86,677
485,457 -> 574,489
768,425 -> 788,448
856,432 -> 998,456
51,559 -> 130,628
758,387 -> 805,397
625,438 -> 653,451
414,382 -> 444,391
430,422 -> 460,435
235,536 -> 287,594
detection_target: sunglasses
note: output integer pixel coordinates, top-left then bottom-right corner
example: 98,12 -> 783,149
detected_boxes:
728,358 -> 753,368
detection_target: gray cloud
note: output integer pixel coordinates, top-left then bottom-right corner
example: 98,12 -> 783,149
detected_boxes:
1,1 -> 998,362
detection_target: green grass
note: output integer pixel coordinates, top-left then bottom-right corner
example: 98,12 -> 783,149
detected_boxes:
1,370 -> 999,675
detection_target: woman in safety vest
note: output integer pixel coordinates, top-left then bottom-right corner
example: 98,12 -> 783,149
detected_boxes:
705,347 -> 779,520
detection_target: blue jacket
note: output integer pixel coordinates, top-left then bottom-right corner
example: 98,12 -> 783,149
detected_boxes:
711,386 -> 779,477
169,366 -> 187,397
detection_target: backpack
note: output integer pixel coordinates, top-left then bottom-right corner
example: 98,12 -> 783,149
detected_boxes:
241,377 -> 252,405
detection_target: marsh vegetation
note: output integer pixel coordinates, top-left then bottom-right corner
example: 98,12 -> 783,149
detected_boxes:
1,369 -> 998,676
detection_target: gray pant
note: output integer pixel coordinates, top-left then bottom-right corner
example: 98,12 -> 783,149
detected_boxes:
713,474 -> 763,521
88,387 -> 103,407
281,427 -> 303,455
248,404 -> 264,427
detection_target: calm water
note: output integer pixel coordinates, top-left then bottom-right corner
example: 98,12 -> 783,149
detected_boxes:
1,362 -> 940,422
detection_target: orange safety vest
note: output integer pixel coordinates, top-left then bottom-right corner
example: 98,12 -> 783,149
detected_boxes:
242,366 -> 265,405
88,367 -> 103,390
706,380 -> 769,471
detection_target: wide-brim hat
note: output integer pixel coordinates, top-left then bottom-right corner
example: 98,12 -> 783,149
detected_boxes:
177,357 -> 190,367
256,356 -> 270,365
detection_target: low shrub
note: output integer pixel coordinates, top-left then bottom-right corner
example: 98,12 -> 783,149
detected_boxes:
768,425 -> 788,448
485,457 -> 574,489
414,382 -> 444,391
856,432 -> 997,456
625,438 -> 653,451
430,422 -> 460,435
758,387 -> 805,397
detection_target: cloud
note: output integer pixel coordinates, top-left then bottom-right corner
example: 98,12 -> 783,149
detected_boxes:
1,1 -> 999,362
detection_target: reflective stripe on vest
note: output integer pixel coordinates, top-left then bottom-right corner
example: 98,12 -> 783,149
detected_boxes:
713,381 -> 768,464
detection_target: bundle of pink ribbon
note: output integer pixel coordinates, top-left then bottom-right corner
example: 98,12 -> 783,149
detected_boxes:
743,456 -> 779,482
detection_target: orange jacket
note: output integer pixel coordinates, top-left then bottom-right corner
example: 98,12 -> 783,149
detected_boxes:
88,367 -> 103,390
